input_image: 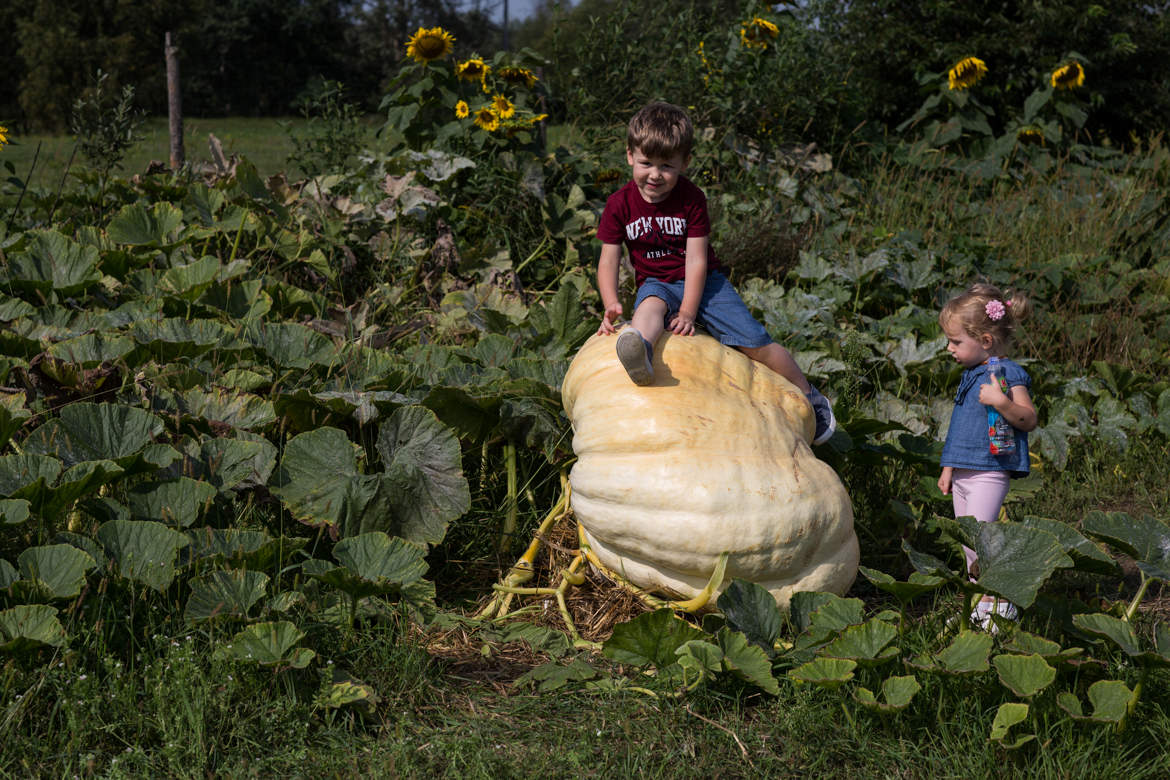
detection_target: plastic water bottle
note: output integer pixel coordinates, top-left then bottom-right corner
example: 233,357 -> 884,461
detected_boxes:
986,357 -> 1016,455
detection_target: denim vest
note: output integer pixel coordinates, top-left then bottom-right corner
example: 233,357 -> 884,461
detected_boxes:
940,359 -> 1031,478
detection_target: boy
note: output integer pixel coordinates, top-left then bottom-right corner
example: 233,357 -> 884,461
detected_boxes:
594,102 -> 837,445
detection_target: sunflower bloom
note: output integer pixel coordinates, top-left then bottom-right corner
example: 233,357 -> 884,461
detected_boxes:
406,27 -> 455,63
456,58 -> 489,82
473,106 -> 499,132
455,101 -> 470,119
0,125 -> 8,150
740,17 -> 779,49
1051,62 -> 1085,90
594,168 -> 622,184
948,57 -> 987,90
490,94 -> 516,119
528,114 -> 548,124
498,66 -> 537,89
1017,126 -> 1045,145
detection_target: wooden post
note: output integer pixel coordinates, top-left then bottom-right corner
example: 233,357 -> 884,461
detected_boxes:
165,32 -> 184,169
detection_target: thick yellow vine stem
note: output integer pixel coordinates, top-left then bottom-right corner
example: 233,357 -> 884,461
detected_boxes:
577,522 -> 731,613
477,474 -> 571,619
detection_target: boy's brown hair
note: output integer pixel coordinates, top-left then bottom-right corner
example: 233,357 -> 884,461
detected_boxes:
627,102 -> 693,160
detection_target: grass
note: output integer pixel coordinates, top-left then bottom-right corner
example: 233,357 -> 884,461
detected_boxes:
2,116 -> 384,191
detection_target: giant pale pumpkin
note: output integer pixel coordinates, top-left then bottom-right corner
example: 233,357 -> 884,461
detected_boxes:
562,327 -> 858,610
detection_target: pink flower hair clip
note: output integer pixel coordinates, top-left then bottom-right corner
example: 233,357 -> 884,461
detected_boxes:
985,300 -> 1006,321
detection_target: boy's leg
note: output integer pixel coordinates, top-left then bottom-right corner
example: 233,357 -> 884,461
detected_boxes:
616,296 -> 668,385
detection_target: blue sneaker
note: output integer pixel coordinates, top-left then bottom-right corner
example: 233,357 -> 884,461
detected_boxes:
807,386 -> 837,445
616,328 -> 654,386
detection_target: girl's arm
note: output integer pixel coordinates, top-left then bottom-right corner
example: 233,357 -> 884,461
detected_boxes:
596,243 -> 623,335
938,466 -> 954,496
978,382 -> 1039,432
669,235 -> 709,335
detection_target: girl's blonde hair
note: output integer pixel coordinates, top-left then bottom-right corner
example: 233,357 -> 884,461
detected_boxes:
939,283 -> 1032,354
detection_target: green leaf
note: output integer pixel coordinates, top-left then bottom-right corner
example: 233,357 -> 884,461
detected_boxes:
0,394 -> 32,451
214,620 -> 315,668
50,532 -> 106,570
1071,613 -> 1170,667
243,321 -> 339,369
22,403 -> 166,472
362,406 -> 470,545
1016,516 -> 1120,577
157,256 -> 220,300
1093,395 -> 1135,451
0,499 -> 31,526
0,604 -> 67,653
715,627 -> 781,695
1033,400 -> 1089,471
1002,630 -> 1083,665
853,675 -> 921,714
1057,679 -> 1132,725
181,527 -> 305,572
0,559 -> 15,588
126,478 -> 217,527
0,454 -> 60,500
96,520 -> 188,591
44,333 -> 135,371
528,284 -> 595,351
17,544 -> 97,600
787,591 -> 840,635
494,622 -> 574,658
1082,511 -> 1170,571
857,566 -> 945,603
302,532 -> 428,602
818,619 -> 899,668
988,702 -> 1034,749
795,597 -> 867,650
906,631 -> 993,676
159,387 -> 276,431
40,460 -> 125,520
993,653 -> 1056,699
515,657 -> 602,691
603,608 -> 706,669
716,578 -> 783,658
788,657 -> 856,691
314,669 -> 381,715
675,639 -> 724,684
106,202 -> 183,246
269,427 -> 363,527
185,569 -> 269,624
967,523 -> 1073,608
201,279 -> 273,320
160,436 -> 266,492
128,318 -> 228,362
4,231 -> 102,296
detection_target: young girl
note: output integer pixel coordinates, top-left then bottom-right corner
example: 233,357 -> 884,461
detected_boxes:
937,283 -> 1037,629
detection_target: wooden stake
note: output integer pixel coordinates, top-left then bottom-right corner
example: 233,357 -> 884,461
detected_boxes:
165,32 -> 184,169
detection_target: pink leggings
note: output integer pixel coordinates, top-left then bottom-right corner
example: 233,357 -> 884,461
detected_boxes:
952,468 -> 1011,579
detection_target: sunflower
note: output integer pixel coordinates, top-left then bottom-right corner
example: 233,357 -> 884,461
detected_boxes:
455,100 -> 470,119
948,57 -> 987,90
1017,126 -> 1045,145
456,58 -> 489,82
1051,62 -> 1085,90
740,17 -> 779,49
473,105 -> 499,132
0,125 -> 8,150
498,66 -> 538,89
406,27 -> 455,63
528,114 -> 548,124
490,94 -> 516,119
499,120 -> 531,138
593,168 -> 622,184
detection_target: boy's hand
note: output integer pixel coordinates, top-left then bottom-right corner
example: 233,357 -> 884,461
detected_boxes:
598,302 -> 623,335
668,311 -> 696,336
938,467 -> 953,496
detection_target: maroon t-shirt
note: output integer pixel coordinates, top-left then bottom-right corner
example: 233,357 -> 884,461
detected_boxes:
596,177 -> 721,287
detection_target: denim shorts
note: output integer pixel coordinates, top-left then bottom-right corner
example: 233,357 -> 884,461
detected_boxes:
635,271 -> 773,348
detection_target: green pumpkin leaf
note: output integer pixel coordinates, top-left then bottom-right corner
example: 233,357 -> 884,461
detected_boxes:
214,620 -> 315,668
515,657 -> 602,691
787,591 -> 840,635
906,631 -> 993,676
314,669 -> 381,714
106,202 -> 183,246
96,520 -> 188,591
715,627 -> 781,695
1071,613 -> 1170,667
1056,679 -> 1131,725
969,523 -> 1073,609
993,653 -> 1056,699
0,559 -> 15,588
0,499 -> 31,525
857,566 -> 945,603
0,604 -> 67,653
242,321 -> 340,369
128,318 -> 228,362
49,532 -> 107,570
818,619 -> 899,668
1093,395 -> 1135,452
1033,399 -> 1089,471
269,427 -> 363,527
675,639 -> 724,684
200,279 -> 273,320
45,333 -> 135,369
1002,630 -> 1083,664
22,403 -> 169,473
0,455 -> 60,506
126,478 -> 217,527
716,578 -> 783,658
795,597 -> 866,650
788,657 -> 856,691
157,386 -> 276,431
302,532 -> 428,602
17,544 -> 97,600
159,436 -> 266,492
1082,511 -> 1170,573
185,569 -> 269,624
1016,516 -> 1120,577
603,608 -> 706,669
157,256 -> 220,300
0,394 -> 32,451
853,675 -> 921,714
4,231 -> 102,296
988,702 -> 1034,749
39,460 -> 125,520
